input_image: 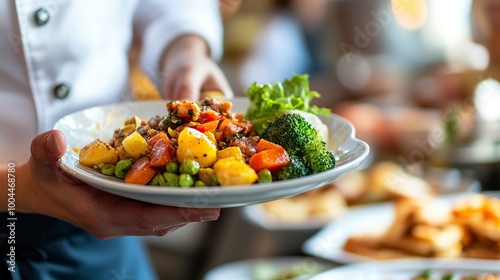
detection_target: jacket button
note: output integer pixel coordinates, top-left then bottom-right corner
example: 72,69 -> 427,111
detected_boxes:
53,84 -> 70,99
34,8 -> 50,26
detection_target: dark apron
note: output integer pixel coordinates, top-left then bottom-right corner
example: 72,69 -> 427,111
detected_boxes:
0,214 -> 157,280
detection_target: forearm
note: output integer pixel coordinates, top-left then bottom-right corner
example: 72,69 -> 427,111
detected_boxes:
137,0 -> 223,85
161,35 -> 210,71
0,164 -> 16,213
0,163 -> 34,214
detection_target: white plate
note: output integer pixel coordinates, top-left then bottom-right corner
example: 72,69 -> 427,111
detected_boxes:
241,203 -> 335,232
203,256 -> 332,280
54,97 -> 370,208
302,191 -> 499,264
309,259 -> 500,280
241,168 -> 480,231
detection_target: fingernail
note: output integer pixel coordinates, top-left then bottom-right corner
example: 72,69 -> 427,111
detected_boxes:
200,213 -> 219,222
46,133 -> 63,156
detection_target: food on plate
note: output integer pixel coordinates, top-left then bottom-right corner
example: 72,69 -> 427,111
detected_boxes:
343,194 -> 500,260
261,112 -> 336,177
79,139 -> 119,167
412,269 -> 499,280
333,161 -> 435,205
260,161 -> 444,224
253,259 -> 324,280
78,75 -> 336,187
261,185 -> 347,222
452,194 -> 500,259
245,74 -> 330,136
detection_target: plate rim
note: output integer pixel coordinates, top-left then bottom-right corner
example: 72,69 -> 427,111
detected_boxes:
204,255 -> 332,280
310,258 -> 500,279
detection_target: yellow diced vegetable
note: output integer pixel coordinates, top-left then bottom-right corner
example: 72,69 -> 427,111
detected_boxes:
124,116 -> 142,127
213,157 -> 258,186
177,127 -> 217,167
204,131 -> 217,146
121,131 -> 150,159
217,146 -> 244,161
79,139 -> 118,167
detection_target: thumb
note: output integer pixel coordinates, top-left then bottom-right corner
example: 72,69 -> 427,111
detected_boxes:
30,130 -> 67,164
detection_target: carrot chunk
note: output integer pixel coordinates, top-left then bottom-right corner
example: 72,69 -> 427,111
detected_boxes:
147,131 -> 169,147
124,157 -> 157,185
249,148 -> 290,173
256,138 -> 285,153
149,139 -> 175,167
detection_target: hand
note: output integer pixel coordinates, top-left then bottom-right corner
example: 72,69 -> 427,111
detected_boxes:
161,35 -> 233,100
12,130 -> 220,239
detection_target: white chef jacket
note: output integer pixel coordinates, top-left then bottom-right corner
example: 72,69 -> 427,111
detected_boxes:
0,0 -> 223,165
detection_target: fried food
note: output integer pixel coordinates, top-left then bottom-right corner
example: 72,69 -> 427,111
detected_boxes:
344,194 -> 500,260
262,185 -> 346,222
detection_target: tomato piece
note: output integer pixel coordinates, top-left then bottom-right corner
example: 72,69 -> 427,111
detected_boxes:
200,109 -> 220,123
195,120 -> 219,133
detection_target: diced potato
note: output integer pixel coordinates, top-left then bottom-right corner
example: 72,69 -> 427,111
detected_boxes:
204,131 -> 217,146
122,131 -> 150,159
217,146 -> 244,161
124,116 -> 143,127
79,139 -> 118,167
177,127 -> 217,167
213,157 -> 258,186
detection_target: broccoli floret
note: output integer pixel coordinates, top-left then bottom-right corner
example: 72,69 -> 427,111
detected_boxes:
262,112 -> 335,177
262,112 -> 324,156
277,155 -> 310,180
303,148 -> 336,174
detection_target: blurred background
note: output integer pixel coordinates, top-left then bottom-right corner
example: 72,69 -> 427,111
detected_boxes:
129,0 -> 500,279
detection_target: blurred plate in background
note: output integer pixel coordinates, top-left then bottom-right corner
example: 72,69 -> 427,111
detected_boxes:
309,259 -> 500,280
204,256 -> 333,280
302,191 -> 498,264
242,165 -> 479,231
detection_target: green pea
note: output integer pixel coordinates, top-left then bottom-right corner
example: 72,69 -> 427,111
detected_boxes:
179,173 -> 194,188
115,159 -> 133,179
163,172 -> 179,187
194,180 -> 206,187
156,173 -> 168,186
149,174 -> 160,186
179,159 -> 200,176
258,169 -> 272,183
166,161 -> 179,174
100,164 -> 116,176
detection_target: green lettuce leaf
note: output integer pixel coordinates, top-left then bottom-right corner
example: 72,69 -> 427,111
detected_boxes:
245,74 -> 330,135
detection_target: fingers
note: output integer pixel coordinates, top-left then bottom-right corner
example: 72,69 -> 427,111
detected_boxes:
82,190 -> 220,239
30,129 -> 67,164
98,223 -> 187,239
95,205 -> 220,239
130,204 -> 220,231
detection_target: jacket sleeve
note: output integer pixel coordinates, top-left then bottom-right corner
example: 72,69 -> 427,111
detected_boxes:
133,0 -> 223,85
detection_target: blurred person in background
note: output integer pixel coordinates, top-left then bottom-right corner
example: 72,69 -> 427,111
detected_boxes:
230,0 -> 330,93
0,1 -> 233,279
